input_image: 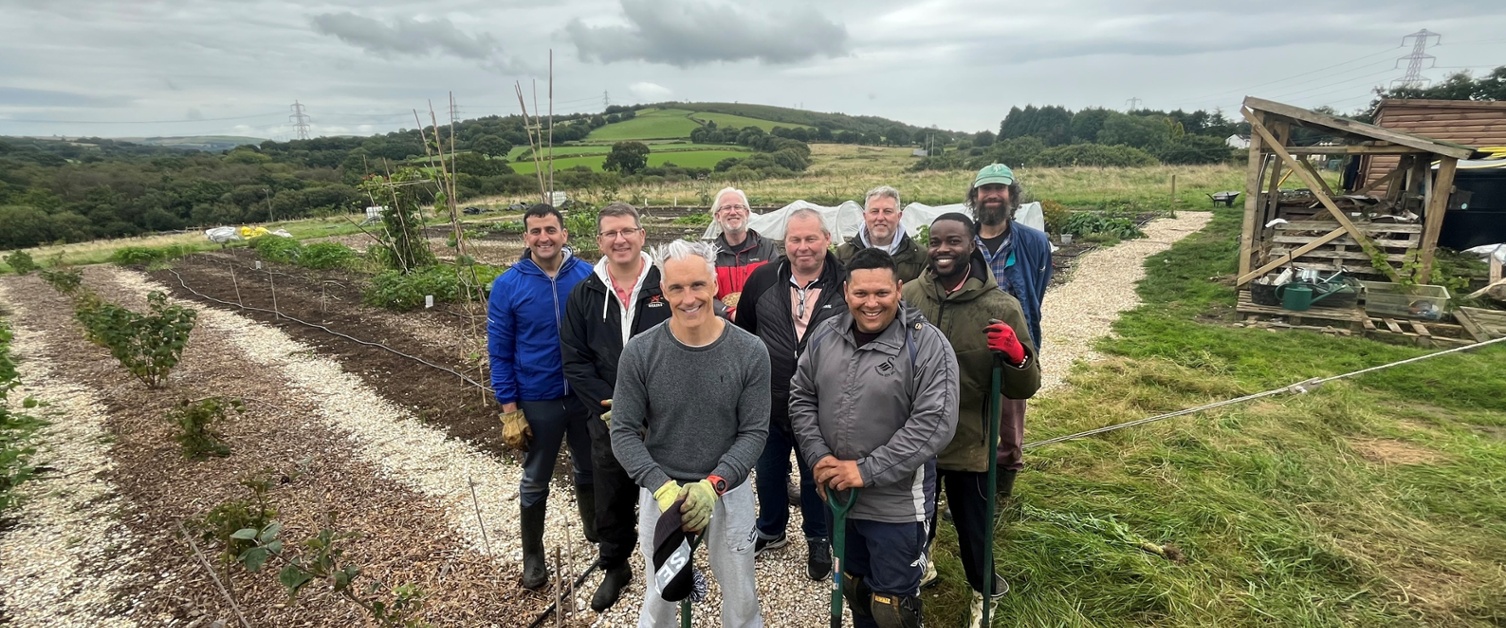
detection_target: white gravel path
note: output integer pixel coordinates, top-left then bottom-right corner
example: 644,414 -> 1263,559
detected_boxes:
0,281 -> 143,628
1036,212 -> 1213,392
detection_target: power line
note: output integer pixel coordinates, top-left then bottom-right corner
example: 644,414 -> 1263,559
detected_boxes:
1126,97 -> 1142,110
288,101 -> 311,140
0,112 -> 285,124
1178,44 -> 1404,107
1392,29 -> 1441,89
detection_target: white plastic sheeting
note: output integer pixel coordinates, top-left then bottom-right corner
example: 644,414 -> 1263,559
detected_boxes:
701,200 -> 1046,242
204,227 -> 241,244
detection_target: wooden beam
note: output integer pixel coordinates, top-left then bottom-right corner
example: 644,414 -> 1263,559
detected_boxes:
1236,226 -> 1348,285
1238,111 -> 1268,279
1286,145 -> 1432,155
1299,156 -> 1335,199
1354,164 -> 1407,197
1417,157 -> 1458,282
1244,96 -> 1476,160
1242,107 -> 1402,282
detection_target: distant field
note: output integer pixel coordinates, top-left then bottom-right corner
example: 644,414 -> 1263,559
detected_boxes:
583,108 -> 703,143
510,149 -> 752,174
511,143 -> 734,161
690,112 -> 814,132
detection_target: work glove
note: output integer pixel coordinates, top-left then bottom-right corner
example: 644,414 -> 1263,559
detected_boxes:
499,409 -> 531,452
984,319 -> 1026,366
680,480 -> 717,533
654,480 -> 681,513
600,399 -> 612,426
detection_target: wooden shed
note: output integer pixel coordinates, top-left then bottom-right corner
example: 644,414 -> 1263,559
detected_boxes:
1360,99 -> 1506,192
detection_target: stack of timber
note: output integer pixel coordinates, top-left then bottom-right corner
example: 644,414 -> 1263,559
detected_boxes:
1266,220 -> 1421,276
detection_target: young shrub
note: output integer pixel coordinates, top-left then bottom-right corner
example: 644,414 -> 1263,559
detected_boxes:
363,266 -> 462,310
250,236 -> 304,264
1040,200 -> 1072,235
298,242 -> 357,270
38,267 -> 84,296
3,251 -> 38,275
168,397 -> 241,458
79,292 -> 197,389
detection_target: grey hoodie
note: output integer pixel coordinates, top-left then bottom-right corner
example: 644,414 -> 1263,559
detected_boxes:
788,305 -> 960,523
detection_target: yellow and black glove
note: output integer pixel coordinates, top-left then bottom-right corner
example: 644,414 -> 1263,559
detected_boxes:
680,479 -> 717,533
500,409 -> 531,452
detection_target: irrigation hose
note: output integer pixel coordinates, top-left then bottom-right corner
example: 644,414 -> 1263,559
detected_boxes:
1023,334 -> 1506,450
164,268 -> 492,393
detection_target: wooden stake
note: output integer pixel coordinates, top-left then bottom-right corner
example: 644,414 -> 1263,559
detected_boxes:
1418,157 -> 1459,282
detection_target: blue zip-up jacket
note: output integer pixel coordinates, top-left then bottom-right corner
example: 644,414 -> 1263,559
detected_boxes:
976,220 -> 1052,353
487,250 -> 592,406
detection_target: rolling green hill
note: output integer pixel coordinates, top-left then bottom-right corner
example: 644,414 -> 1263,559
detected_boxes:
584,108 -> 704,143
689,111 -> 814,132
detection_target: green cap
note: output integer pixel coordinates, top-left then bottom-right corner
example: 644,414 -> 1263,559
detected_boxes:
973,163 -> 1014,187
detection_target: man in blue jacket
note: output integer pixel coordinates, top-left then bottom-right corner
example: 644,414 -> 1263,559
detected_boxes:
967,164 -> 1052,500
488,203 -> 596,590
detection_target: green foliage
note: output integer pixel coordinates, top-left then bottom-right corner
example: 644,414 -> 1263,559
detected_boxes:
1,320 -> 46,513
191,473 -> 277,564
360,169 -> 436,273
249,235 -> 304,264
38,267 -> 84,295
363,265 -> 464,310
110,244 -> 193,266
3,250 -> 38,275
1036,144 -> 1159,168
167,397 -> 240,458
1040,200 -> 1072,234
1061,210 -> 1146,241
298,242 -> 357,270
75,291 -> 197,389
672,212 -> 712,227
603,141 -> 651,174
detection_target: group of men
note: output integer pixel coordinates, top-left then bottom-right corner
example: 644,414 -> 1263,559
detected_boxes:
487,163 -> 1051,627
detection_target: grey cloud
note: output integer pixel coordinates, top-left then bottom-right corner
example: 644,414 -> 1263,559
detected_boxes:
566,0 -> 848,67
0,86 -> 125,108
310,12 -> 520,72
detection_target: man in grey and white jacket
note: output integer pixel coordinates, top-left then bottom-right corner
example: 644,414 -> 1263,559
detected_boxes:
789,247 -> 959,628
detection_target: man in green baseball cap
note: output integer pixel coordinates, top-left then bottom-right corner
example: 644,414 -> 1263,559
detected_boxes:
966,163 -> 1049,497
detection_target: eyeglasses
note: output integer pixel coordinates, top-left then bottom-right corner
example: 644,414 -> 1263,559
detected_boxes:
717,204 -> 748,213
598,228 -> 642,241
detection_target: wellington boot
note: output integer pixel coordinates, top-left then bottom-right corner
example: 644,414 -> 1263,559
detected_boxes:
575,484 -> 599,543
520,501 -> 549,590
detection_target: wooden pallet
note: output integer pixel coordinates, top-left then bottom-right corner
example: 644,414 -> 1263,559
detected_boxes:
1236,290 -> 1366,323
1265,221 -> 1421,273
1454,307 -> 1506,342
1359,316 -> 1474,348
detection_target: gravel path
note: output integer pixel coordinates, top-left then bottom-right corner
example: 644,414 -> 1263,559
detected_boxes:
1037,212 -> 1213,392
0,282 -> 142,628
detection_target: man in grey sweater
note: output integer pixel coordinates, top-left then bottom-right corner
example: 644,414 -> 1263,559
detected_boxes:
610,239 -> 771,627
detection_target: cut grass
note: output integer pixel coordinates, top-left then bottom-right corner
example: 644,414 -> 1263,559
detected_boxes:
921,206 -> 1506,626
689,111 -> 814,132
510,149 -> 752,174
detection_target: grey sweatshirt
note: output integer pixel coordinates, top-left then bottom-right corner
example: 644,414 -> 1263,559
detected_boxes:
610,321 -> 771,492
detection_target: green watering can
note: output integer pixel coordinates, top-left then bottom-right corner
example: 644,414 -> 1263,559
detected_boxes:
1276,282 -> 1347,311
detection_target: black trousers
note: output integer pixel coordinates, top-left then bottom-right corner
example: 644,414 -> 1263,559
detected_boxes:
927,469 -> 998,595
587,417 -> 637,568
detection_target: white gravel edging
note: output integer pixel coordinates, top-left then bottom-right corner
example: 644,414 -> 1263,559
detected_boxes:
1038,212 -> 1213,392
0,281 -> 142,628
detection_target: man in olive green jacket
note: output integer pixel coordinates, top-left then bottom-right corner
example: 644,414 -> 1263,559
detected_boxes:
835,185 -> 927,282
900,212 -> 1040,627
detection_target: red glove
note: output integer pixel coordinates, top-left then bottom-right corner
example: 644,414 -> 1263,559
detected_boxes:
985,319 -> 1026,366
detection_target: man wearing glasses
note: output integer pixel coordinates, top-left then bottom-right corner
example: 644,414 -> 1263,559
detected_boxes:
835,185 -> 926,283
707,186 -> 780,321
734,208 -> 847,581
560,202 -> 674,612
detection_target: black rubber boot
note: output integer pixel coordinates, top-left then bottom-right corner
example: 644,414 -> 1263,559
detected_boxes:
520,501 -> 549,590
998,469 -> 1018,500
576,484 -> 598,544
591,562 -> 632,612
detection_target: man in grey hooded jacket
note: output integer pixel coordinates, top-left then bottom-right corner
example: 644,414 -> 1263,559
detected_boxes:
789,247 -> 960,628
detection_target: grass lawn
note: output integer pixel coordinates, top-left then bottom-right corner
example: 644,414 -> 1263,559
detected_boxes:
510,149 -> 752,174
584,107 -> 703,142
689,111 -> 814,132
919,207 -> 1506,626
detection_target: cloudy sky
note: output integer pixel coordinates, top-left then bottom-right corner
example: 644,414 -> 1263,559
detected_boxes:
3,0 -> 1504,140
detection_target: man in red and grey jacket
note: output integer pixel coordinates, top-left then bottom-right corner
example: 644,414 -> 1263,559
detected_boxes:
708,186 -> 780,321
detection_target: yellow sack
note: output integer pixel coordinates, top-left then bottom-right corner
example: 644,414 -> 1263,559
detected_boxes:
238,225 -> 272,240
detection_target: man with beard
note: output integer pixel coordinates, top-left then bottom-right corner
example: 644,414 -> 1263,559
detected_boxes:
901,213 -> 1041,626
560,202 -> 674,612
789,247 -> 960,628
488,203 -> 596,591
610,239 -> 770,627
734,208 -> 847,580
708,186 -> 780,320
967,163 -> 1052,499
835,185 -> 926,282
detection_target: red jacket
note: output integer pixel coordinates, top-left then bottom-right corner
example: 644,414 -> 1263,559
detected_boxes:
714,230 -> 781,311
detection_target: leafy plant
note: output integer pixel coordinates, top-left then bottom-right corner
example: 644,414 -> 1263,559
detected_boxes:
298,242 -> 357,270
191,472 -> 277,564
1061,211 -> 1145,241
672,212 -> 712,227
3,251 -> 38,275
364,265 -> 462,310
1040,199 -> 1072,235
168,397 -> 241,458
360,168 -> 436,273
38,267 -> 84,295
1,320 -> 46,513
250,236 -> 304,265
76,291 -> 197,389
232,520 -> 429,627
110,245 -> 193,266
